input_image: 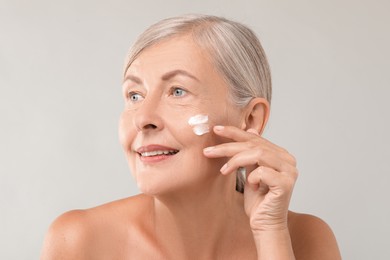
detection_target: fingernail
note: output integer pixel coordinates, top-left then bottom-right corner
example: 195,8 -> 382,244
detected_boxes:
220,163 -> 228,174
214,125 -> 224,131
203,146 -> 215,153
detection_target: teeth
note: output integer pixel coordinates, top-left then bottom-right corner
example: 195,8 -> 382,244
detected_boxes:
140,150 -> 178,157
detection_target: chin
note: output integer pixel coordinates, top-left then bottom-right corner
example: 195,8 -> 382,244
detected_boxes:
135,171 -> 206,197
137,183 -> 183,197
134,171 -> 179,196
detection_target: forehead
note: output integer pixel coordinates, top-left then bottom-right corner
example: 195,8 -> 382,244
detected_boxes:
127,35 -> 216,80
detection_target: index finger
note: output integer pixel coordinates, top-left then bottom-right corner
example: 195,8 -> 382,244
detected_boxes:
213,125 -> 259,142
213,125 -> 287,153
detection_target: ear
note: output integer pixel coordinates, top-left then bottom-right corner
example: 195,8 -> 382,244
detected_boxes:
241,98 -> 270,135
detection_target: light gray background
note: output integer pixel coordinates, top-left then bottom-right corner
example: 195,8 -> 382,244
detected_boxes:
1,0 -> 389,259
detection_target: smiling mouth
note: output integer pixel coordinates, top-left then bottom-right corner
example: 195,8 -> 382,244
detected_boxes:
139,150 -> 179,157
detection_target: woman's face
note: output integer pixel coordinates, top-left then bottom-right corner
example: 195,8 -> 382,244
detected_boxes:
119,35 -> 243,195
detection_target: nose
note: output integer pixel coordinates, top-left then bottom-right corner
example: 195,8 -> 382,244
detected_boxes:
133,97 -> 164,133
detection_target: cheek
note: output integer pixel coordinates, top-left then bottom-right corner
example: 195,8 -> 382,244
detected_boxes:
188,114 -> 210,136
168,118 -> 195,143
118,111 -> 136,148
176,114 -> 216,149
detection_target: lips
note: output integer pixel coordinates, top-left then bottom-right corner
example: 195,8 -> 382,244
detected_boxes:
140,150 -> 178,157
136,145 -> 179,159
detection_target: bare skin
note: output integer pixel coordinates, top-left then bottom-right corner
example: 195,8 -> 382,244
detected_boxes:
41,196 -> 339,259
41,35 -> 341,259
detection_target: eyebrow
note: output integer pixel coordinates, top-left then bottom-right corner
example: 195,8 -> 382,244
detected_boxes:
161,69 -> 200,82
123,74 -> 142,84
123,69 -> 200,84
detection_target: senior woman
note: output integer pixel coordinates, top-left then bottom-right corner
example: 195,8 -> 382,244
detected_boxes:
41,14 -> 341,259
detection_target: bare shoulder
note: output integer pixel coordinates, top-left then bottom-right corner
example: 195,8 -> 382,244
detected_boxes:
40,194 -> 155,260
40,209 -> 91,259
288,211 -> 342,260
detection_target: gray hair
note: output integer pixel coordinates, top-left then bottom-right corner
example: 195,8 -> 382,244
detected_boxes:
124,14 -> 272,193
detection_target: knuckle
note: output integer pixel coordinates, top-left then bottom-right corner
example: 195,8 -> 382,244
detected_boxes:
256,148 -> 265,158
289,154 -> 297,167
278,146 -> 297,167
282,171 -> 298,187
246,141 -> 256,149
293,169 -> 299,179
283,177 -> 295,191
283,152 -> 296,166
279,147 -> 288,154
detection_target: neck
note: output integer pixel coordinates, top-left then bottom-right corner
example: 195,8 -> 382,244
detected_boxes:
150,175 -> 251,259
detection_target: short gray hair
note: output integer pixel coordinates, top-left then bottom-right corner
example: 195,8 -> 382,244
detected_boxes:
124,14 -> 272,193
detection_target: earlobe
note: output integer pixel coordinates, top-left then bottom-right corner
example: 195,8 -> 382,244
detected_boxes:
244,98 -> 270,135
240,121 -> 247,130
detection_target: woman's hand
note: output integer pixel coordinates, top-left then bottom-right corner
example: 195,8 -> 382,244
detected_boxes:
203,125 -> 298,232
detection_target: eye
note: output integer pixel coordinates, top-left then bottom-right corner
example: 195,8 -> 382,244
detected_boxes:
128,91 -> 144,102
171,87 -> 187,97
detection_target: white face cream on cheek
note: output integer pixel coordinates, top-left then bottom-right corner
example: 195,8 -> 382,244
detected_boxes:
188,114 -> 210,136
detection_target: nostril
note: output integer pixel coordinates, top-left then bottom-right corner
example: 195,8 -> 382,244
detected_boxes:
143,123 -> 157,130
136,123 -> 158,132
133,107 -> 163,132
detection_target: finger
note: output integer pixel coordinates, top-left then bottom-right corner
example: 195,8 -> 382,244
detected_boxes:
203,141 -> 255,158
247,128 -> 259,135
219,149 -> 296,175
204,131 -> 286,159
244,167 -> 269,193
247,166 -> 298,192
213,125 -> 288,154
213,125 -> 259,142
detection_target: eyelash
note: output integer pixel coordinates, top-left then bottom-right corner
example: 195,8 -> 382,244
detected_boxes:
169,87 -> 188,97
127,91 -> 144,102
125,87 -> 188,102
